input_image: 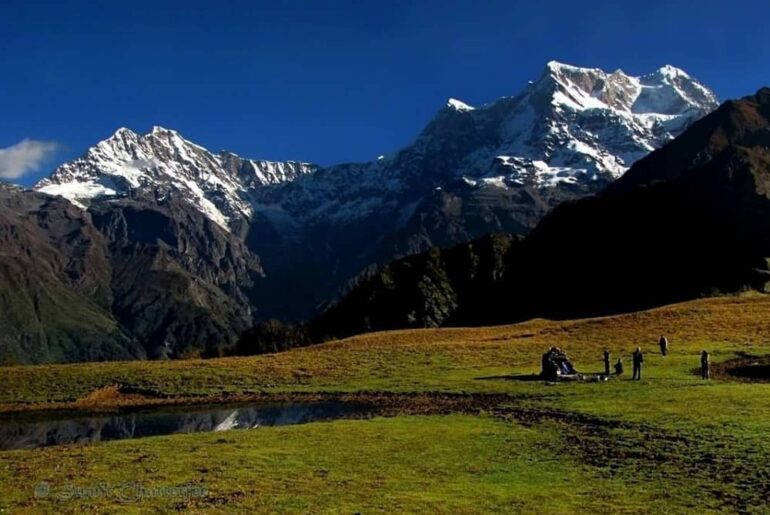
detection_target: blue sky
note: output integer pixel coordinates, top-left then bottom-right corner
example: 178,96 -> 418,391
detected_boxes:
1,0 -> 768,185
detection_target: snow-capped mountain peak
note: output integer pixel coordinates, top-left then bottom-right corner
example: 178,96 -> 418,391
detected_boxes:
545,60 -> 602,75
446,98 -> 474,111
657,64 -> 689,78
36,127 -> 317,230
151,125 -> 177,135
247,61 -> 718,234
461,61 -> 722,183
536,61 -> 717,116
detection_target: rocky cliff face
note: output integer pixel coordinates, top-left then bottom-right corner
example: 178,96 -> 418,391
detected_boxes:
0,184 -> 141,364
89,193 -> 264,358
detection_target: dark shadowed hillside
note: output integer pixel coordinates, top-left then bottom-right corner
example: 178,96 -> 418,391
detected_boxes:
311,234 -> 519,339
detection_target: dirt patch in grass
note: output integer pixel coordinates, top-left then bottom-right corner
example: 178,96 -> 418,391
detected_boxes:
493,405 -> 768,513
75,384 -> 168,407
709,354 -> 770,382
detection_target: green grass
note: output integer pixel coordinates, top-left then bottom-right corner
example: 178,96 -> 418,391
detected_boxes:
0,414 -> 753,514
3,294 -> 770,512
2,294 -> 769,406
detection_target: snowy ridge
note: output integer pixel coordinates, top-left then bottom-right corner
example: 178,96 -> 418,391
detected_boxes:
36,61 -> 718,233
249,61 -> 718,230
36,126 -> 316,230
454,60 -> 720,187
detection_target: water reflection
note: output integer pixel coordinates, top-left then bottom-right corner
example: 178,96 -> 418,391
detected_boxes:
0,402 -> 369,451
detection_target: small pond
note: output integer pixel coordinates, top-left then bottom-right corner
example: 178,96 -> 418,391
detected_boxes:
0,401 -> 371,451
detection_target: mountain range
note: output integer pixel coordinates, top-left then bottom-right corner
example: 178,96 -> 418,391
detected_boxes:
0,61 -> 718,363
313,87 -> 770,338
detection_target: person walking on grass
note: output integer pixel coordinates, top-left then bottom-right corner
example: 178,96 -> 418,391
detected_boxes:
659,335 -> 669,356
604,349 -> 611,375
632,347 -> 644,380
701,350 -> 710,380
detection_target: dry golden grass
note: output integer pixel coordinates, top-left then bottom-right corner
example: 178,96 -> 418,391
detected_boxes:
1,293 -> 769,411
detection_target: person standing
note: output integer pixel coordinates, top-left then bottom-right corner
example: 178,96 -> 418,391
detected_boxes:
632,347 -> 644,380
659,335 -> 669,356
701,350 -> 710,380
603,349 -> 611,375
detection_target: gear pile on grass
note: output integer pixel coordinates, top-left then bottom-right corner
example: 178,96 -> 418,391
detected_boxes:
540,347 -> 578,381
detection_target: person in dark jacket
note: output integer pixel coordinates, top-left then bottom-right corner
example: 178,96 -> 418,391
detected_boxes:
701,350 -> 710,380
603,349 -> 611,375
614,358 -> 624,376
632,347 -> 644,380
659,335 -> 669,356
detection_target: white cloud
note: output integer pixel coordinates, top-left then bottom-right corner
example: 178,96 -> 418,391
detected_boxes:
0,139 -> 61,179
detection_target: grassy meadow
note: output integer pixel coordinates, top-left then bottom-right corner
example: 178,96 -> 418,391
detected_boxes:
2,294 -> 770,512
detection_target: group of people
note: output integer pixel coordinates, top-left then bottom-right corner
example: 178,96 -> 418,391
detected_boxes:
601,336 -> 711,381
602,346 -> 646,380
